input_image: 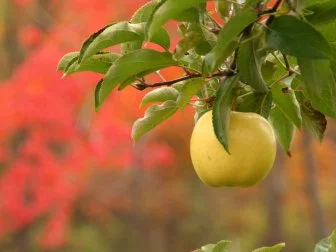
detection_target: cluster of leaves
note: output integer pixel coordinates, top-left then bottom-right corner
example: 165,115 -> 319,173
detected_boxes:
59,0 -> 336,154
196,229 -> 336,252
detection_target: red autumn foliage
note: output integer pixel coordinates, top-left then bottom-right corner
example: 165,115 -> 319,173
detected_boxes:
0,0 -> 191,248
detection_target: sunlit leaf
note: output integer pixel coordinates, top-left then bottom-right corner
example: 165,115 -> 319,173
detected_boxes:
315,229 -> 336,252
146,0 -> 206,39
271,82 -> 302,128
212,240 -> 231,252
58,52 -> 119,76
132,100 -> 178,142
252,242 -> 286,252
79,22 -> 170,63
96,49 -> 178,109
140,87 -> 179,107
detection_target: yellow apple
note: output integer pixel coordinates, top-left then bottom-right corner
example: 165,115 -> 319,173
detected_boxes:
190,111 -> 276,187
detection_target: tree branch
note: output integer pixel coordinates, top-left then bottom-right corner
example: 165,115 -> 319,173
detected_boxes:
134,69 -> 235,90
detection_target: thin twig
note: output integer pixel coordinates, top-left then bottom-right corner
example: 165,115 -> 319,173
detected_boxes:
134,70 -> 234,90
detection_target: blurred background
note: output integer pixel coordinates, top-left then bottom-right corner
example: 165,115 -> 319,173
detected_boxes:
0,0 -> 336,251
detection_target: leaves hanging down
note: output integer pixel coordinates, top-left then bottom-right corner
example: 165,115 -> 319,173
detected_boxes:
203,9 -> 257,75
271,82 -> 302,128
269,107 -> 296,155
79,21 -> 170,63
96,49 -> 178,109
305,0 -> 336,25
238,37 -> 268,92
212,75 -> 240,154
314,229 -> 336,252
300,100 -> 327,142
132,100 -> 178,142
236,91 -> 272,119
146,0 -> 206,40
252,242 -> 286,252
177,78 -> 206,109
266,15 -> 331,59
58,52 -> 119,76
298,59 -> 336,118
140,87 -> 179,107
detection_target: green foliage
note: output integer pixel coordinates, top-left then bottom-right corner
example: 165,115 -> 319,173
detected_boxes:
269,107 -> 295,154
315,229 -> 336,252
252,243 -> 286,252
132,100 -> 178,142
58,52 -> 119,75
212,75 -> 239,153
140,87 -> 179,107
177,78 -> 206,109
266,15 -> 331,59
203,8 -> 257,75
58,0 -> 336,152
194,230 -> 336,252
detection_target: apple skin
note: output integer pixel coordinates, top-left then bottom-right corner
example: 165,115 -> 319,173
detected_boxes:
190,111 -> 276,187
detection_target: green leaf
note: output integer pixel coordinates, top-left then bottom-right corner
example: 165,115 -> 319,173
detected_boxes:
132,100 -> 178,142
238,37 -> 268,92
305,0 -> 336,25
213,75 -> 240,153
266,15 -> 331,59
252,242 -> 286,252
212,240 -> 231,252
122,1 -> 160,54
94,79 -> 104,111
236,91 -> 272,118
315,229 -> 336,252
269,107 -> 296,154
130,0 -> 159,23
203,9 -> 257,75
300,100 -> 327,142
79,22 -> 170,63
175,24 -> 217,59
216,1 -> 230,19
59,52 -> 119,76
175,33 -> 203,59
96,49 -> 178,109
146,0 -> 206,39
179,53 -> 203,73
140,87 -> 179,107
177,78 -> 206,109
298,59 -> 336,118
271,82 -> 302,128
57,52 -> 79,71
201,244 -> 216,252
